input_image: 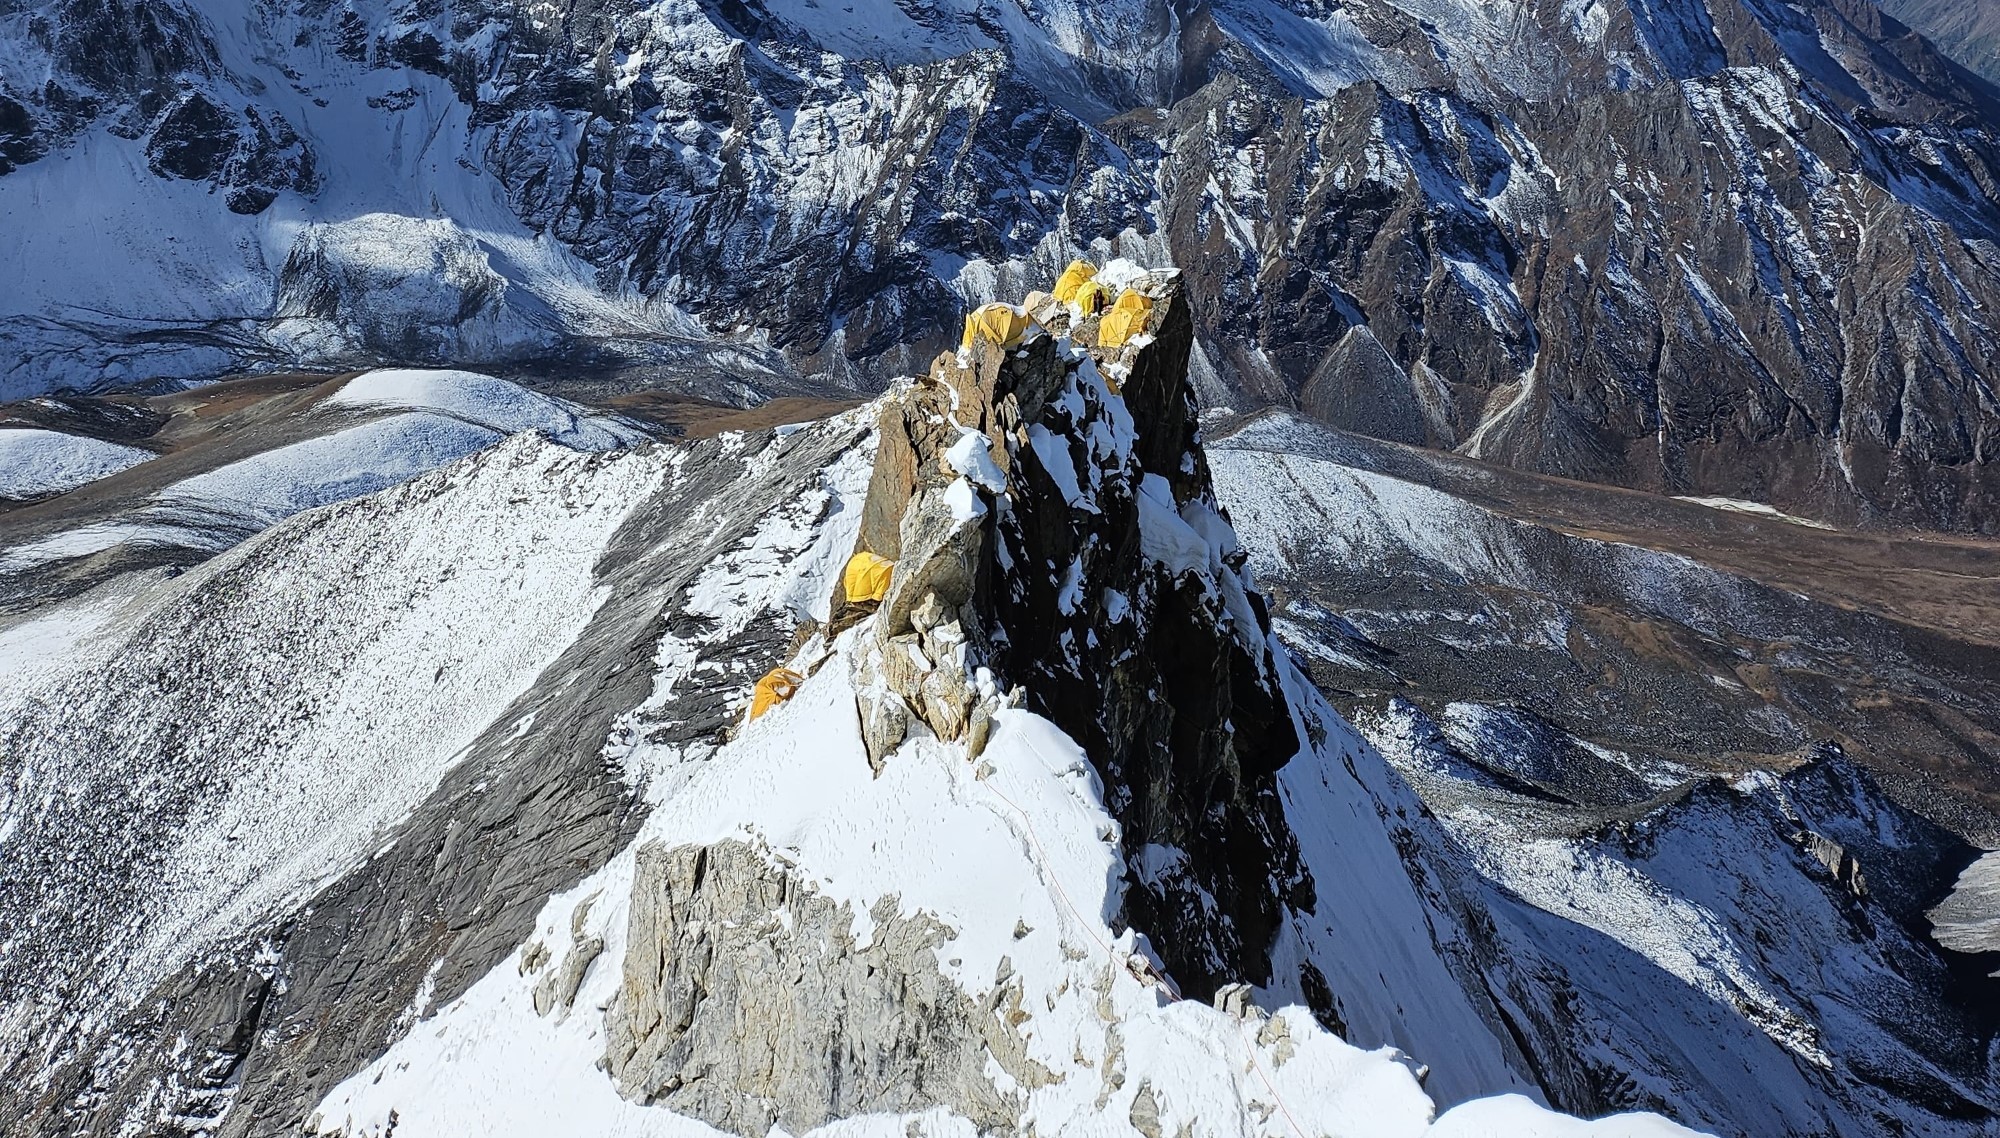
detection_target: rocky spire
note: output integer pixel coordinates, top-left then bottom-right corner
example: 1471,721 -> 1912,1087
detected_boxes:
842,265 -> 1309,998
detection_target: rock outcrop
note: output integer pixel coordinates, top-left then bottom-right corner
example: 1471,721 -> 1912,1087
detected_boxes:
604,840 -> 1023,1136
837,264 -> 1307,998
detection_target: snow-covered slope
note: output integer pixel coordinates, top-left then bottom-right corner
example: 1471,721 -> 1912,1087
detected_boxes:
0,427 -> 153,499
0,367 -> 647,591
323,368 -> 646,449
309,632 -> 1691,1138
0,266 -> 1705,1138
1207,411 -> 2000,1136
294,270 -> 1689,1138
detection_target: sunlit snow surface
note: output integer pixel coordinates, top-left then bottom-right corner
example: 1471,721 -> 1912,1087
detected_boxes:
325,368 -> 648,451
0,428 -> 153,499
313,649 -> 1699,1138
0,369 -> 647,573
0,395 -> 1700,1136
297,402 -> 1698,1136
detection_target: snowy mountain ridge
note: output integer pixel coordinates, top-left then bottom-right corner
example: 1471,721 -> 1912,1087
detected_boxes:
5,258 -> 1997,1136
0,265 -> 1722,1138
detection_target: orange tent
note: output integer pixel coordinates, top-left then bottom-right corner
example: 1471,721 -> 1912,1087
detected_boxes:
750,667 -> 806,720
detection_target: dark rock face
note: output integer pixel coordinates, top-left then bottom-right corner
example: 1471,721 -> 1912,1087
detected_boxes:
0,93 -> 46,174
146,91 -> 237,181
846,274 -> 1307,997
7,0 -> 317,213
144,94 -> 315,215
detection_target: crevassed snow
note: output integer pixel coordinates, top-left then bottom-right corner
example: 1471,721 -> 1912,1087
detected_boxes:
0,428 -> 154,499
1207,0 -> 1389,97
755,0 -> 992,63
326,368 -> 647,451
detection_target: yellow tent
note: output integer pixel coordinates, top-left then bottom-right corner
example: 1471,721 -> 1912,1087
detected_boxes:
1112,289 -> 1154,317
1052,259 -> 1098,304
1099,309 -> 1142,347
1072,279 -> 1112,315
961,303 -> 1034,351
842,550 -> 895,605
1099,290 -> 1155,347
750,667 -> 805,720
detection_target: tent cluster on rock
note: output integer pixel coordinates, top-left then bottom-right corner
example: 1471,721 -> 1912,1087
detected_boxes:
748,259 -> 1175,738
957,259 -> 1162,358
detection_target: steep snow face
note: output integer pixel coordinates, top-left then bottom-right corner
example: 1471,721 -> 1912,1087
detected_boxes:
310,645 -> 1697,1138
1364,704 -> 2000,1137
0,435 -> 669,1067
268,215 -> 560,365
0,427 -> 153,499
1207,413 -> 2000,1136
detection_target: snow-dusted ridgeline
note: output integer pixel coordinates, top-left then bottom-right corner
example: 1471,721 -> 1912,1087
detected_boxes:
311,632 -> 1695,1138
0,428 -> 154,500
1207,411 -> 2000,1136
1,273 -> 1705,1137
4,0 -> 2000,529
0,367 -> 647,581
